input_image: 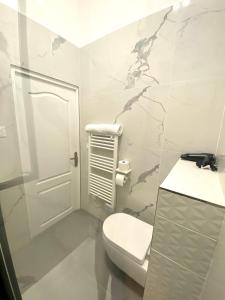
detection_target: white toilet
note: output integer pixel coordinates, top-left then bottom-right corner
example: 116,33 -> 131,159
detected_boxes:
103,213 -> 153,287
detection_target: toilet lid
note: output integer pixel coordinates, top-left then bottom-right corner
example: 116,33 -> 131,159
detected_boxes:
103,213 -> 153,265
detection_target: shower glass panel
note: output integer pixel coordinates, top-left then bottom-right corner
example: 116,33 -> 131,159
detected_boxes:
1,0 -> 225,300
0,2 -> 144,300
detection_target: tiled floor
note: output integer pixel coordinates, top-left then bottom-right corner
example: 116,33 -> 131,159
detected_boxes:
12,210 -> 144,300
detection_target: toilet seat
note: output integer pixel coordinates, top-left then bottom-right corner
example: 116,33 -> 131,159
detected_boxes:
103,213 -> 153,265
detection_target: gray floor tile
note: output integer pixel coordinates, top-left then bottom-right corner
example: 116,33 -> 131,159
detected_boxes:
13,210 -> 100,291
13,209 -> 143,299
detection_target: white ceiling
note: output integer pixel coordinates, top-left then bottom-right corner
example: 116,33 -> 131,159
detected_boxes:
1,0 -> 181,48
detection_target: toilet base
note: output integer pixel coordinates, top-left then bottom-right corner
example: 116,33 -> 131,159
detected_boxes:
103,233 -> 148,287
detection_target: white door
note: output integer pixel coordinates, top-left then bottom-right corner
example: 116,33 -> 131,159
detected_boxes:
11,67 -> 80,237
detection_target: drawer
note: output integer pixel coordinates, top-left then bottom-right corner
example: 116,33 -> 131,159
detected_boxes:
144,249 -> 204,300
156,188 -> 225,239
152,215 -> 217,277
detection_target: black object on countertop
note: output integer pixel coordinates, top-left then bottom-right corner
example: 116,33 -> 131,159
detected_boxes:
180,153 -> 217,171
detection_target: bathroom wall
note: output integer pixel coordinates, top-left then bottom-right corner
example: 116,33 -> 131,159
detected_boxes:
200,9 -> 225,296
143,0 -> 225,297
0,3 -> 80,253
160,0 -> 225,182
201,72 -> 225,300
80,0 -> 225,225
80,8 -> 174,223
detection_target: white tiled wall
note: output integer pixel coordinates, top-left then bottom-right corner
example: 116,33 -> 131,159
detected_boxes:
80,0 -> 225,225
199,20 -> 225,297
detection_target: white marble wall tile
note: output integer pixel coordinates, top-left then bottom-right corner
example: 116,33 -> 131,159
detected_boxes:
158,149 -> 181,183
161,78 -> 225,182
161,0 -> 225,184
80,7 -> 177,223
0,4 -> 20,63
116,147 -> 161,224
80,0 -> 225,227
171,0 -> 225,82
164,79 -> 225,154
18,14 -> 80,86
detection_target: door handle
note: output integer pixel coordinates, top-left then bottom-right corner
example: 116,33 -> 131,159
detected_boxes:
70,152 -> 78,167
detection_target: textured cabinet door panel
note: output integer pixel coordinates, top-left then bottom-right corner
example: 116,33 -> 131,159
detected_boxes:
144,250 -> 204,300
157,189 -> 225,239
152,215 -> 217,277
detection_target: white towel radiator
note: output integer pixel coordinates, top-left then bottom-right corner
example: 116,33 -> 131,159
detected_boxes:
87,133 -> 118,209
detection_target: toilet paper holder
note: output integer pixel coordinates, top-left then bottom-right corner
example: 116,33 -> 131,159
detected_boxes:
116,167 -> 132,175
116,173 -> 128,186
116,160 -> 132,175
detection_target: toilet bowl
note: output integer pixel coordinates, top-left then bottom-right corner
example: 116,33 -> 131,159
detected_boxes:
103,213 -> 153,287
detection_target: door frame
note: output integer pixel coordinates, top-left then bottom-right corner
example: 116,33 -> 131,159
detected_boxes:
10,65 -> 81,237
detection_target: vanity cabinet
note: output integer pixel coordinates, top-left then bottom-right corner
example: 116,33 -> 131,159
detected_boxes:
144,160 -> 225,300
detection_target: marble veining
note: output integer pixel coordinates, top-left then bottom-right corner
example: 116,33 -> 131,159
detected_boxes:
130,164 -> 160,193
142,93 -> 167,145
178,8 -> 225,37
114,86 -> 167,145
52,35 -> 66,55
114,86 -> 150,122
81,7 -> 178,223
0,31 -> 9,57
126,7 -> 173,89
136,99 -> 166,146
123,203 -> 154,218
114,8 -> 172,147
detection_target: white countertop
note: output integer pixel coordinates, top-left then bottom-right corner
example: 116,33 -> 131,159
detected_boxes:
160,159 -> 225,208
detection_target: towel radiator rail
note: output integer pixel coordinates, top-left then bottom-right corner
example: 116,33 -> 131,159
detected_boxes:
87,133 -> 118,209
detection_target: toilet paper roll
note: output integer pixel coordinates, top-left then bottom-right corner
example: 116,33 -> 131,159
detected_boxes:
116,173 -> 127,186
118,160 -> 130,172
